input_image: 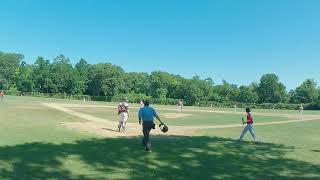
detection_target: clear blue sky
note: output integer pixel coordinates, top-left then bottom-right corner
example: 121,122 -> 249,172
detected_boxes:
1,0 -> 320,90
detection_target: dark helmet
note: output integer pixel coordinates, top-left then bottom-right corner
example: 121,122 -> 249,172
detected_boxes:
246,107 -> 251,113
144,100 -> 150,106
159,123 -> 168,133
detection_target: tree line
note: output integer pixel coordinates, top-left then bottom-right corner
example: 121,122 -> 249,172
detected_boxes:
1,51 -> 320,107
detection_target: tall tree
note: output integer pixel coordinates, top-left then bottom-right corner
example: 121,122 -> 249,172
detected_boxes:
290,79 -> 318,103
236,85 -> 258,103
123,72 -> 150,95
74,58 -> 90,94
86,63 -> 125,96
16,61 -> 34,92
0,52 -> 24,87
257,74 -> 288,103
213,80 -> 239,103
32,57 -> 52,93
50,55 -> 77,94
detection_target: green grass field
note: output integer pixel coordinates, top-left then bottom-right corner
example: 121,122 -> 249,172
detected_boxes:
0,96 -> 319,179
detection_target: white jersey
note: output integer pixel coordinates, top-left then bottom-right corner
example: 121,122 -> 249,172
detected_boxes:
178,101 -> 183,107
299,106 -> 304,111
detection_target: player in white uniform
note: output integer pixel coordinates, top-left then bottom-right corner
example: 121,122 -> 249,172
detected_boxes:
299,105 -> 304,119
178,100 -> 183,112
118,98 -> 129,133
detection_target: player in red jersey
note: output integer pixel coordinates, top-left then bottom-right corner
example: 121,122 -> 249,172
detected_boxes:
117,98 -> 129,133
239,108 -> 257,142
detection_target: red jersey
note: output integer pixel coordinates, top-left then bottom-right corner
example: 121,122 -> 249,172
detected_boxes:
118,104 -> 128,113
247,113 -> 253,124
0,91 -> 4,97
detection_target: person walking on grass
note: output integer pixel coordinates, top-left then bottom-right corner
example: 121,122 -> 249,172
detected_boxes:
138,100 -> 161,152
239,108 -> 257,142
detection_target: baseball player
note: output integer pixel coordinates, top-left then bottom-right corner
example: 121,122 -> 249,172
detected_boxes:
299,105 -> 304,118
239,108 -> 257,142
117,98 -> 129,133
178,100 -> 183,112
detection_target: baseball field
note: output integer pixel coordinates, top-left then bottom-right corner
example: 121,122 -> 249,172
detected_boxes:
0,96 -> 319,179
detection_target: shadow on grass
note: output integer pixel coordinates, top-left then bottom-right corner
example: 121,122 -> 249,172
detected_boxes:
102,128 -> 119,132
311,150 -> 320,153
0,136 -> 319,179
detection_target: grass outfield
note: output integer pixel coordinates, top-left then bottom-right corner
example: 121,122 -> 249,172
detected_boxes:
0,96 -> 319,179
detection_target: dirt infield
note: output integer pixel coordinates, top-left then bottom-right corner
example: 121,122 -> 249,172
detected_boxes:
43,103 -> 194,137
42,103 -> 320,137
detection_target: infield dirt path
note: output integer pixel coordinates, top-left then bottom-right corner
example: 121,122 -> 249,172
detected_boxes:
42,103 -> 320,137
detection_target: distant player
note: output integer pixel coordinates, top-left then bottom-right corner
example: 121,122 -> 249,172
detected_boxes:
117,98 -> 129,133
234,104 -> 237,112
0,90 -> 4,102
239,108 -> 257,142
299,105 -> 304,118
178,100 -> 183,112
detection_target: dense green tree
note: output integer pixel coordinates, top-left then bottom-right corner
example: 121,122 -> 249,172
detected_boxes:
32,57 -> 52,93
86,63 -> 125,96
50,55 -> 77,94
3,51 -> 320,106
0,78 -> 8,90
236,85 -> 258,103
16,61 -> 34,92
213,80 -> 239,103
290,79 -> 318,103
123,72 -> 150,95
257,74 -> 288,103
74,58 -> 90,94
0,52 -> 24,87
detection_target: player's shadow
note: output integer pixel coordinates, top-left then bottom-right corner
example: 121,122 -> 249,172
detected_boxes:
311,150 -> 320,153
0,136 -> 319,179
102,128 -> 118,132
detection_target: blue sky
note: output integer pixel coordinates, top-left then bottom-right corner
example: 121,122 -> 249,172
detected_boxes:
1,0 -> 319,90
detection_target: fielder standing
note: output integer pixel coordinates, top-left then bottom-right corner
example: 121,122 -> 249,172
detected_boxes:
239,108 -> 257,142
178,99 -> 183,112
138,100 -> 161,152
299,105 -> 304,119
117,98 -> 129,133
